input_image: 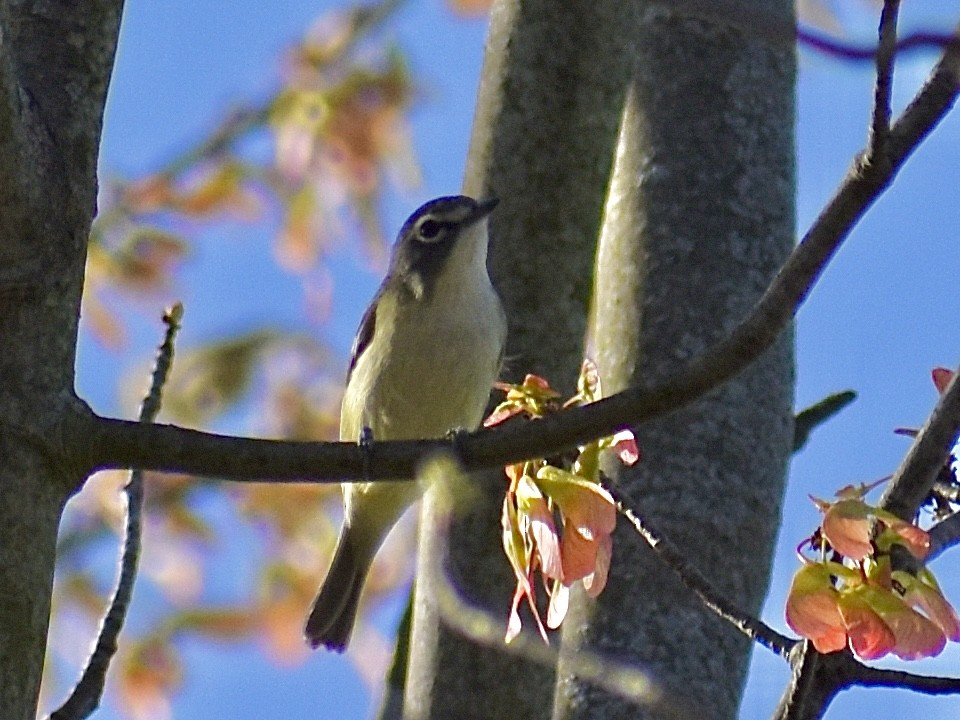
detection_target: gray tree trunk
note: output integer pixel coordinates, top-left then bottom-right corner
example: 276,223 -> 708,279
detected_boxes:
409,2 -> 795,719
405,1 -> 643,718
556,4 -> 796,719
0,2 -> 124,718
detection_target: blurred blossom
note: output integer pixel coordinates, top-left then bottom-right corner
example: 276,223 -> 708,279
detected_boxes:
141,524 -> 205,604
64,470 -> 130,533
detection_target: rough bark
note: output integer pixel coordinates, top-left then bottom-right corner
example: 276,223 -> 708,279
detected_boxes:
407,1 -> 795,719
404,1 -> 643,718
0,2 -> 124,718
555,3 -> 796,719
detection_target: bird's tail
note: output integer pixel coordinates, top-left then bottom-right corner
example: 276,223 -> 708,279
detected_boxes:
304,527 -> 368,652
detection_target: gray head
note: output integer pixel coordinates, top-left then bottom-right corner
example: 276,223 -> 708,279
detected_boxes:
389,195 -> 498,298
343,195 -> 499,381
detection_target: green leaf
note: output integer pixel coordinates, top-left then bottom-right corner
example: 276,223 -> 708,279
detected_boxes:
793,390 -> 857,452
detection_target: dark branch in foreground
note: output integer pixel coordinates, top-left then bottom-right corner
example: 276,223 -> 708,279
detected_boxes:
50,305 -> 183,720
67,21 -> 960,489
611,488 -> 795,659
775,644 -> 960,720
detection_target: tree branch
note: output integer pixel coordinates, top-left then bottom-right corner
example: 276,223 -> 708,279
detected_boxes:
611,488 -> 795,659
855,664 -> 960,695
867,0 -> 900,158
775,646 -> 960,720
774,643 -> 842,720
879,361 -> 960,520
664,0 -> 957,64
798,28 -> 959,62
772,20 -> 960,720
70,21 -> 960,488
927,511 -> 960,562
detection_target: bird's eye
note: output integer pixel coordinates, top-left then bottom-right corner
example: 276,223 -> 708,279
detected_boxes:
418,219 -> 441,241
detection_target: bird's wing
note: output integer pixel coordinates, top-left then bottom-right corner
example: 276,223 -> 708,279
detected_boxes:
345,291 -> 379,385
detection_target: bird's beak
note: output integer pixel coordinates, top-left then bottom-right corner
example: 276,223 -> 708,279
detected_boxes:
468,197 -> 499,225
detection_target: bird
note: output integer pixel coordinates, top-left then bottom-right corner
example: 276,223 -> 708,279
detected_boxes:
304,195 -> 507,651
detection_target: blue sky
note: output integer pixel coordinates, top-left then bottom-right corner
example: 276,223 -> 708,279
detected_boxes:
60,1 -> 960,718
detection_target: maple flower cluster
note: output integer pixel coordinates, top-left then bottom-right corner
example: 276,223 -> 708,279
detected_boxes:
786,369 -> 960,660
786,482 -> 960,660
484,361 -> 639,643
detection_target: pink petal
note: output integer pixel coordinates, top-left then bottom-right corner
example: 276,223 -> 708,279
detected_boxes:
505,575 -> 550,644
484,404 -> 524,427
505,585 -> 525,644
866,584 -> 947,660
932,367 -> 955,394
888,610 -> 945,661
536,468 -> 616,538
583,534 -> 612,598
785,565 -> 847,654
892,523 -> 931,560
524,374 -> 553,392
837,593 -> 895,660
546,579 -> 569,630
822,499 -> 872,561
902,574 -> 960,642
518,476 -> 562,580
610,430 -> 640,466
560,525 -> 599,583
578,359 -> 600,398
524,582 -> 550,643
505,463 -> 524,485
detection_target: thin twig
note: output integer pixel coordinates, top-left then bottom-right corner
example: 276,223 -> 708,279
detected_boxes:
855,664 -> 960,695
867,0 -> 901,159
610,488 -> 795,659
928,512 -> 960,562
49,304 -> 184,720
798,28 -> 960,61
661,0 -> 956,63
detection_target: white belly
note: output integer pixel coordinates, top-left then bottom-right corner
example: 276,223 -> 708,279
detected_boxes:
340,278 -> 505,444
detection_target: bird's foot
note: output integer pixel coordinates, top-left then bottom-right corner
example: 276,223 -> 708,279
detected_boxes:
445,427 -> 471,455
359,426 -> 375,481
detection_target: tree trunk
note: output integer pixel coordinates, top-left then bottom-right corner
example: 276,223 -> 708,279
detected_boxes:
555,4 -> 796,719
405,1 -> 643,718
408,1 -> 795,719
0,2 -> 123,717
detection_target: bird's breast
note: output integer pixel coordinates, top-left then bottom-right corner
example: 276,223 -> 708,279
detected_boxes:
340,278 -> 505,443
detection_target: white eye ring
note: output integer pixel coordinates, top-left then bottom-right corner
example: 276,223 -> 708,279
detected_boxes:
418,219 -> 441,241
